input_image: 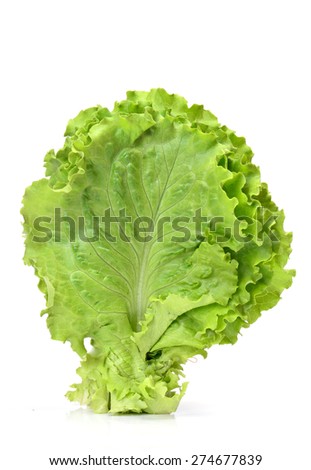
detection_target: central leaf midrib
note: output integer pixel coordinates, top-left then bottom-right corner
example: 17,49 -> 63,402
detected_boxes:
133,243 -> 151,330
129,135 -> 184,331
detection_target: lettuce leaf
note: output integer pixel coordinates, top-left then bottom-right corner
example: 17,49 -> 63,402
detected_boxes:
22,89 -> 294,413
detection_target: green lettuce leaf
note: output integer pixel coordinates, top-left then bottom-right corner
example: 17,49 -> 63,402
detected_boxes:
22,88 -> 294,413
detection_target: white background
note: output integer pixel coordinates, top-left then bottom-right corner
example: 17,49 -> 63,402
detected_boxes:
1,1 -> 310,469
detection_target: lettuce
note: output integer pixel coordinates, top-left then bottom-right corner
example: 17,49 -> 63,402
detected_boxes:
22,89 -> 294,414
